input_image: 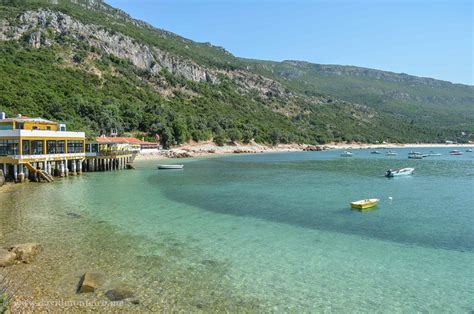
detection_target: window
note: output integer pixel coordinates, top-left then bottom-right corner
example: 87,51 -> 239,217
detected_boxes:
15,123 -> 24,130
92,144 -> 99,153
0,140 -> 19,155
57,140 -> 65,154
67,140 -> 83,153
31,140 -> 44,155
47,140 -> 57,154
46,126 -> 51,131
22,140 -> 30,155
32,126 -> 38,130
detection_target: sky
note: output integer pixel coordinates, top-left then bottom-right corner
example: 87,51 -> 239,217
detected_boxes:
106,0 -> 473,85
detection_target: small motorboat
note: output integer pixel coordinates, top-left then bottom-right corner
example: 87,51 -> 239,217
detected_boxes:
370,151 -> 381,155
385,167 -> 415,177
351,199 -> 380,210
466,148 -> 473,153
449,150 -> 463,156
340,151 -> 353,157
158,164 -> 184,170
426,151 -> 442,157
386,151 -> 398,156
408,151 -> 424,159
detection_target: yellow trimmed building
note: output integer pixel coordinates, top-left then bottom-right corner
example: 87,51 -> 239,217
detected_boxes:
0,113 -> 85,182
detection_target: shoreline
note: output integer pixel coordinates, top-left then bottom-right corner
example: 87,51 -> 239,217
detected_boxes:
135,141 -> 473,161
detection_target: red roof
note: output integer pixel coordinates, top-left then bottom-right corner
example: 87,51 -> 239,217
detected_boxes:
96,136 -> 158,146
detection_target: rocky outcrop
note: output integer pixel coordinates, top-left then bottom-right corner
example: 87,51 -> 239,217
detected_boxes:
303,145 -> 323,151
77,272 -> 102,293
161,150 -> 193,159
233,149 -> 258,154
0,10 -> 217,83
0,9 -> 293,98
225,70 -> 290,98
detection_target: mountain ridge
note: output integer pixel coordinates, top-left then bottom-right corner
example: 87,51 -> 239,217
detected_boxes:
0,0 -> 472,146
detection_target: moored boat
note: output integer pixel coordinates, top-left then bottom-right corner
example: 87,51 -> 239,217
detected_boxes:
385,167 -> 415,177
370,151 -> 381,154
351,199 -> 380,210
426,151 -> 442,157
340,151 -> 353,157
466,148 -> 473,152
408,151 -> 424,159
386,151 -> 398,156
158,164 -> 184,170
449,150 -> 463,155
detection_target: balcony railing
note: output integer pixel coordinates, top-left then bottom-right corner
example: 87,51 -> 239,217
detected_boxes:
12,153 -> 86,160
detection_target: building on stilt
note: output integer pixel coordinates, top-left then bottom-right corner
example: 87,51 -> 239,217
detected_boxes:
0,113 -> 85,182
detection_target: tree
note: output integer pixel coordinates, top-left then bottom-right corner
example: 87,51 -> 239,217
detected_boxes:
172,118 -> 188,144
242,130 -> 253,144
227,128 -> 242,143
160,127 -> 174,148
213,133 -> 226,146
269,129 -> 281,145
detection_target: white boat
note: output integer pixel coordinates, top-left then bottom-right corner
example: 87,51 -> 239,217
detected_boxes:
426,151 -> 442,157
385,167 -> 415,177
158,164 -> 184,170
408,151 -> 424,159
386,151 -> 398,156
370,151 -> 381,155
466,149 -> 473,152
340,151 -> 353,157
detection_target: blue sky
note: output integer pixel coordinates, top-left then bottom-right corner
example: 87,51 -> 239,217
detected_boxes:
106,0 -> 473,85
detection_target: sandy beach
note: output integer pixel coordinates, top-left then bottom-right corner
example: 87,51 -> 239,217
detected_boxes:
135,141 -> 474,160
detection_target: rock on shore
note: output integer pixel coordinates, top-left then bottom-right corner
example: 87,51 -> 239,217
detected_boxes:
0,243 -> 41,266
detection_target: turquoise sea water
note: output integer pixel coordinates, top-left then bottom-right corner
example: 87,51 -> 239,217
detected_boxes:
1,148 -> 473,311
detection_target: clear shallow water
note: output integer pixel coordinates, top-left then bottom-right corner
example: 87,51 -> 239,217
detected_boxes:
1,148 -> 473,311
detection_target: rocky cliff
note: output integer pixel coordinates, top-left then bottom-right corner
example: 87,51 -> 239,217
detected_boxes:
0,0 -> 471,145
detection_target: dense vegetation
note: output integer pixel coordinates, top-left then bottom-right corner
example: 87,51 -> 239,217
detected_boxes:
0,0 -> 472,146
244,61 -> 474,129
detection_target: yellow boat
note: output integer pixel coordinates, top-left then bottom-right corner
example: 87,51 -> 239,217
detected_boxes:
351,198 -> 380,209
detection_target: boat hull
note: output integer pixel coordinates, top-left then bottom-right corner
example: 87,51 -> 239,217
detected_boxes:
385,168 -> 415,177
351,199 -> 379,209
158,165 -> 184,170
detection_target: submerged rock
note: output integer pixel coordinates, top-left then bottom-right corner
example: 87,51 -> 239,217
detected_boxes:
66,212 -> 82,219
105,288 -> 135,301
77,272 -> 102,293
201,259 -> 219,267
8,243 -> 41,264
0,248 -> 16,267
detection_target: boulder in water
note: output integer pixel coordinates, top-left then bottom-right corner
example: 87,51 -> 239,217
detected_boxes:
8,243 -> 41,264
105,287 -> 135,301
0,248 -> 16,267
77,272 -> 102,293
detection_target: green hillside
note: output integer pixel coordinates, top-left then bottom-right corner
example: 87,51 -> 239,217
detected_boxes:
0,0 -> 472,146
244,60 -> 474,128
